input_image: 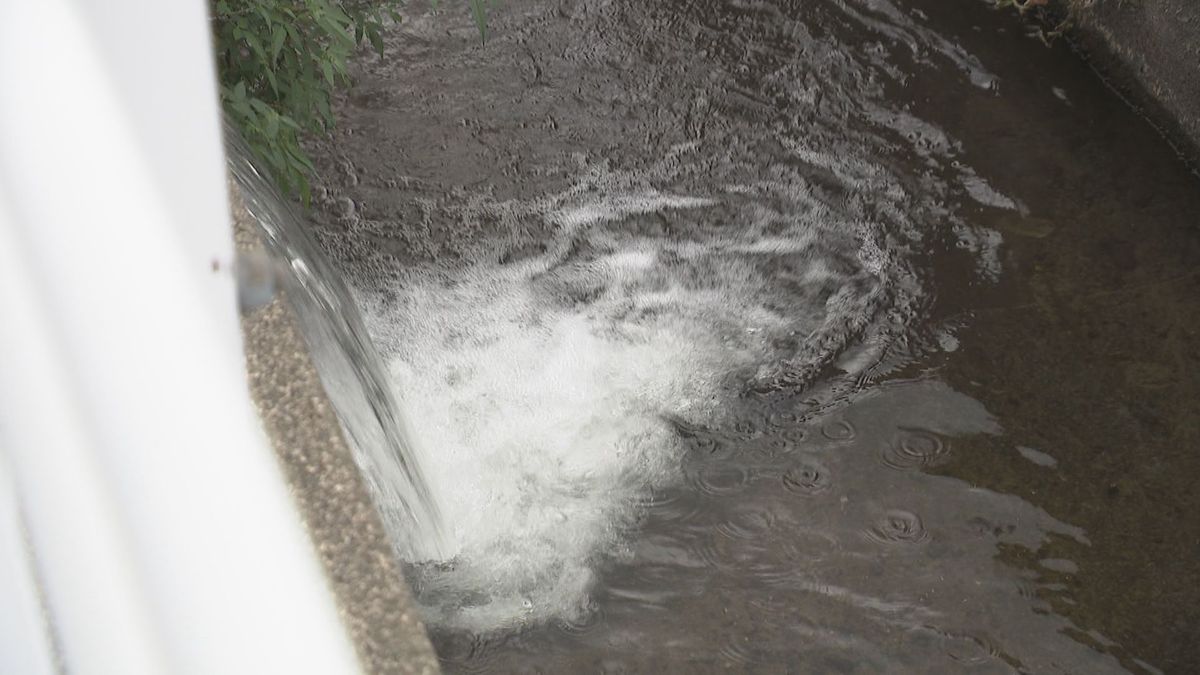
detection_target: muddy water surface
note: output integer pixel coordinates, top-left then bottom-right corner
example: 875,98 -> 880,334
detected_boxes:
305,0 -> 1200,672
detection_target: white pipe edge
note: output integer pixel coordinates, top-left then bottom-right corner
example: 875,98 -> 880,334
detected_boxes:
0,1 -> 362,673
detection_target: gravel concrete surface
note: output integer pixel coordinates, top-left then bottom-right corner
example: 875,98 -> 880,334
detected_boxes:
232,186 -> 440,675
1068,0 -> 1200,158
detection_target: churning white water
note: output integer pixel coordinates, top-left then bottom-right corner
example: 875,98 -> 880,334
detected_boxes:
353,159 -> 916,631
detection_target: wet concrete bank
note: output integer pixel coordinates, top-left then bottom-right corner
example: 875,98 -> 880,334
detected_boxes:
232,187 -> 440,675
1061,0 -> 1200,158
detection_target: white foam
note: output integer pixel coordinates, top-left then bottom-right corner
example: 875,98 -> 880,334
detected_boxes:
370,260 -> 757,631
356,175 -> 898,631
553,193 -> 715,229
1017,445 -> 1058,468
960,170 -> 1020,211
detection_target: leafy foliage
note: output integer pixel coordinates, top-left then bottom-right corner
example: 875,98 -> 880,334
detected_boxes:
211,0 -> 489,200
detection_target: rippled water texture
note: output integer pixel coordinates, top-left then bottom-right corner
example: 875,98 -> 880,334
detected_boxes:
304,0 -> 1200,671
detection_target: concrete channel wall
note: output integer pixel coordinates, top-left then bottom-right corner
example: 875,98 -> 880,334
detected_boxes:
1064,0 -> 1200,158
232,187 -> 440,675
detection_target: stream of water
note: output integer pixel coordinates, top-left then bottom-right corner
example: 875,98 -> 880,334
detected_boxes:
228,137 -> 446,561
247,0 -> 1200,671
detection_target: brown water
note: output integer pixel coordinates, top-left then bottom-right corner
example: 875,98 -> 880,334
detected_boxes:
301,0 -> 1200,672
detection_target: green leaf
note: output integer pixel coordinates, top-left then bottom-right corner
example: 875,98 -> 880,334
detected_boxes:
284,22 -> 302,47
271,25 -> 286,61
367,25 -> 384,55
264,112 -> 279,139
315,95 -> 334,127
469,0 -> 488,42
248,97 -> 273,116
244,32 -> 266,60
229,97 -> 255,121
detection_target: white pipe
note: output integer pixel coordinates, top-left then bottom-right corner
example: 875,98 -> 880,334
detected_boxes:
0,1 -> 363,673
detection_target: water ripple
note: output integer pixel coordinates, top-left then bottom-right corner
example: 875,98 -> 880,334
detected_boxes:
782,460 -> 834,496
553,600 -> 606,638
432,632 -> 502,674
866,509 -> 929,545
752,435 -> 797,459
718,640 -> 768,667
821,418 -> 857,441
880,428 -> 949,471
922,625 -> 1008,668
782,426 -> 810,444
716,506 -> 778,541
684,462 -> 752,497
